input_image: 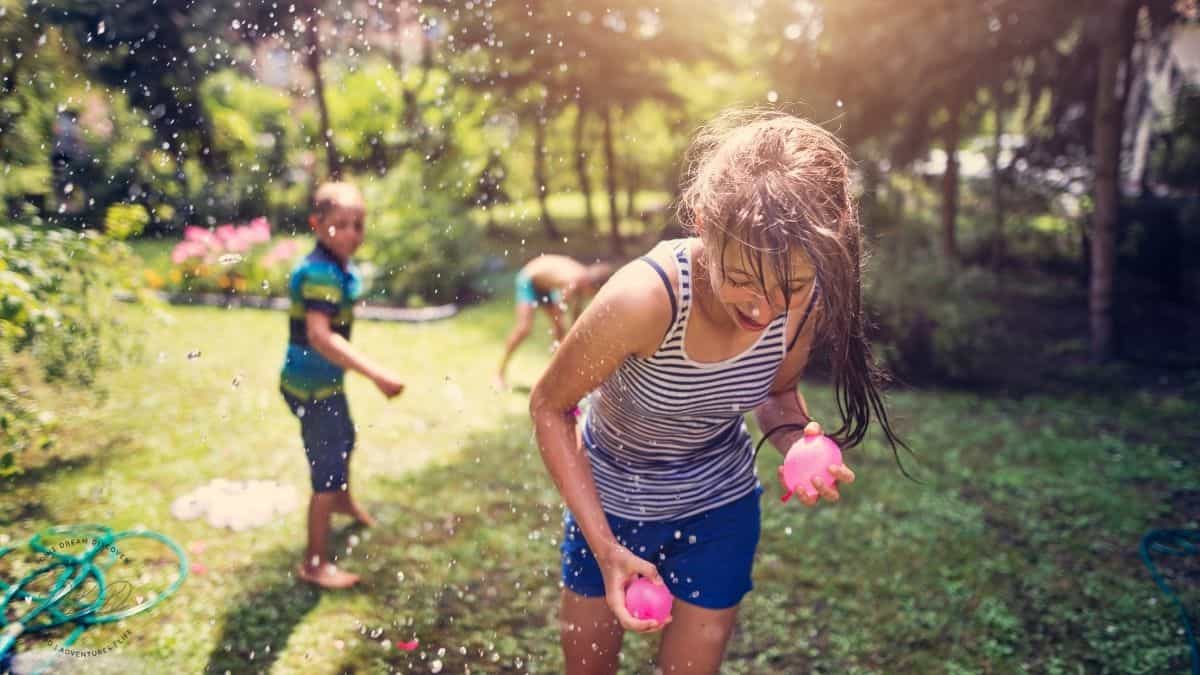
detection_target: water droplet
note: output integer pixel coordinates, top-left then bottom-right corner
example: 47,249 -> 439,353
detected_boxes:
430,659 -> 444,673
673,530 -> 681,540
784,526 -> 793,535
766,90 -> 779,103
687,535 -> 697,544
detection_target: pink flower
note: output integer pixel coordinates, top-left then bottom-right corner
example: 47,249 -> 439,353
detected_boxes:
246,217 -> 272,244
215,224 -> 237,244
262,240 -> 302,267
224,232 -> 251,253
171,240 -> 207,264
184,226 -> 216,247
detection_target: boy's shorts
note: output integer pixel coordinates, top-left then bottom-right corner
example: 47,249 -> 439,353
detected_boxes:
515,271 -> 562,307
560,487 -> 763,610
281,389 -> 355,493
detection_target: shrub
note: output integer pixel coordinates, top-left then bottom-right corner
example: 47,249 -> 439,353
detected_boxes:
104,203 -> 150,240
0,224 -> 140,474
360,159 -> 483,305
865,250 -> 1021,384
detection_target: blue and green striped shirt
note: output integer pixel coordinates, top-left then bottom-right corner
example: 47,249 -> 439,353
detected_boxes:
280,243 -> 362,400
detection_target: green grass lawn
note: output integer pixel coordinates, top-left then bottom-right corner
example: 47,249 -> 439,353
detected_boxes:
3,293 -> 1198,673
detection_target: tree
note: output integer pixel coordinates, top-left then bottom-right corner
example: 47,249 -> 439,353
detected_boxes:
767,0 -> 1191,359
1089,1 -> 1138,360
37,0 -> 227,172
454,0 -> 718,254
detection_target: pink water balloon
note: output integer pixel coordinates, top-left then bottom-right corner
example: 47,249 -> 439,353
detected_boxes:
780,432 -> 843,503
624,578 -> 673,622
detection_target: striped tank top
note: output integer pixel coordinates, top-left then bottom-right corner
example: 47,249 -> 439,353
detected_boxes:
582,240 -> 790,521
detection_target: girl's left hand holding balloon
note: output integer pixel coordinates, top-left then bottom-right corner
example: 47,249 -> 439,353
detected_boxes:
776,421 -> 857,506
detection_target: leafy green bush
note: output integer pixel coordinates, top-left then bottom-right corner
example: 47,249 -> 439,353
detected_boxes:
198,69 -> 315,229
0,224 -> 141,474
104,203 -> 151,240
360,158 -> 483,305
865,251 -> 1021,383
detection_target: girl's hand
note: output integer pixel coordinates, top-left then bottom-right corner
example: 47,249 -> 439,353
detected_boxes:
596,543 -> 672,633
776,421 -> 857,506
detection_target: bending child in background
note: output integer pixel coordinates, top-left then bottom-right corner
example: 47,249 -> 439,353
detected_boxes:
495,254 -> 613,391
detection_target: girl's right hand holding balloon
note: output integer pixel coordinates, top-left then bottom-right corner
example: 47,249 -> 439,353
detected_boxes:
596,542 -> 672,633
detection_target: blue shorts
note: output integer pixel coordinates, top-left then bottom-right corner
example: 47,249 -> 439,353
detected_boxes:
281,389 -> 355,493
560,487 -> 763,610
515,271 -> 562,307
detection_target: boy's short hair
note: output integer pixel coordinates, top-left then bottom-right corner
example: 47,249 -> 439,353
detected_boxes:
312,182 -> 365,221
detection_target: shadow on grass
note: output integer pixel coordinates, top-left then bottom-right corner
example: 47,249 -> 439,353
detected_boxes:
2,453 -> 96,493
203,546 -> 325,674
198,410 -> 567,673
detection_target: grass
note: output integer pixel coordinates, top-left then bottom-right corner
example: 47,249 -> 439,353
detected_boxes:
3,290 -> 1199,672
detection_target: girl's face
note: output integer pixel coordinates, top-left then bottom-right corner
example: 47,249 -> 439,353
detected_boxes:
706,239 -> 816,333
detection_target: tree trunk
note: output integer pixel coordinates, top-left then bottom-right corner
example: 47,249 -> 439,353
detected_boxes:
304,19 -> 341,180
990,97 -> 1007,268
940,99 -> 961,261
574,101 -> 596,232
533,104 -> 559,238
1089,0 -> 1137,362
623,107 -> 637,220
860,158 -> 881,222
601,104 -> 622,256
625,162 -> 638,220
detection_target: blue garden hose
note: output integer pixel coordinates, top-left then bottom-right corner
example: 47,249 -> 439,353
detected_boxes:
1141,529 -> 1200,674
0,524 -> 187,673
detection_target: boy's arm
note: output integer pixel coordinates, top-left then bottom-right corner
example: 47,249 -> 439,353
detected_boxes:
306,312 -> 404,396
306,311 -> 381,379
297,263 -> 403,397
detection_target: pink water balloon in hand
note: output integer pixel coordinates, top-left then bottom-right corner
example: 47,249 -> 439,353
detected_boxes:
780,427 -> 843,503
624,578 -> 673,622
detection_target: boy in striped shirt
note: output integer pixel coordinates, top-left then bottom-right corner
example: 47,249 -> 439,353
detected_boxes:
280,182 -> 405,589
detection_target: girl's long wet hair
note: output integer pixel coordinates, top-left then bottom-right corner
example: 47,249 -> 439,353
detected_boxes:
676,109 -> 911,470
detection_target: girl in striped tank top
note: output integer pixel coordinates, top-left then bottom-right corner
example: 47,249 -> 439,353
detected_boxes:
530,110 -> 908,674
